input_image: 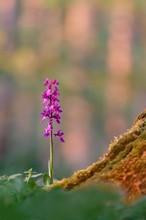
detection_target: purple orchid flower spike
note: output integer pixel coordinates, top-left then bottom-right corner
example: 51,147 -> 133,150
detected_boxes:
41,78 -> 65,184
41,79 -> 65,143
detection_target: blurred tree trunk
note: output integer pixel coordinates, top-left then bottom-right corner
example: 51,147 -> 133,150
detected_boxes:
105,0 -> 133,142
62,1 -> 94,169
0,81 -> 14,157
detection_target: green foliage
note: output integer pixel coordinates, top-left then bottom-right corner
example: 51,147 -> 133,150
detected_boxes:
0,173 -> 146,220
122,197 -> 146,220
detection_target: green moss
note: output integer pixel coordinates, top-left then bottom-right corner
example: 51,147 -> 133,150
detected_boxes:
51,110 -> 146,202
139,130 -> 146,140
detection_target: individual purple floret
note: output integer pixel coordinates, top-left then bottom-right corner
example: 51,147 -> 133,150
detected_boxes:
54,130 -> 65,143
41,78 -> 65,142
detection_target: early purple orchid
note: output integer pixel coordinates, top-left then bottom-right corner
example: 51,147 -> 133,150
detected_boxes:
41,78 -> 65,184
41,78 -> 65,142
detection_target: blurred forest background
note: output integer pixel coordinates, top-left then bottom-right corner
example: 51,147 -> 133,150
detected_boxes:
0,0 -> 146,177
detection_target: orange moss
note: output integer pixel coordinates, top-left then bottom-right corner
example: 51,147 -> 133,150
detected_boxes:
50,109 -> 146,202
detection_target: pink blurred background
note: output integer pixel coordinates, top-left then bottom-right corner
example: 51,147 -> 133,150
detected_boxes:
0,0 -> 146,177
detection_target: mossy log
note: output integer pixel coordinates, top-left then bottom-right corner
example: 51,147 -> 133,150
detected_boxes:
53,110 -> 146,202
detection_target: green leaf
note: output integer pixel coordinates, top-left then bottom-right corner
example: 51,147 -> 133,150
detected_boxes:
43,173 -> 52,186
8,174 -> 22,181
30,173 -> 42,178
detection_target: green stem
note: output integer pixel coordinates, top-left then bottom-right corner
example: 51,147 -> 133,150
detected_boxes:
48,130 -> 53,184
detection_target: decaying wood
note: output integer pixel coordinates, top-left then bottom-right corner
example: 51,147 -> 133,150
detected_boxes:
52,109 -> 146,202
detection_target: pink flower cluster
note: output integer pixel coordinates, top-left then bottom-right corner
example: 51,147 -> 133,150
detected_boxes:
41,79 -> 65,142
